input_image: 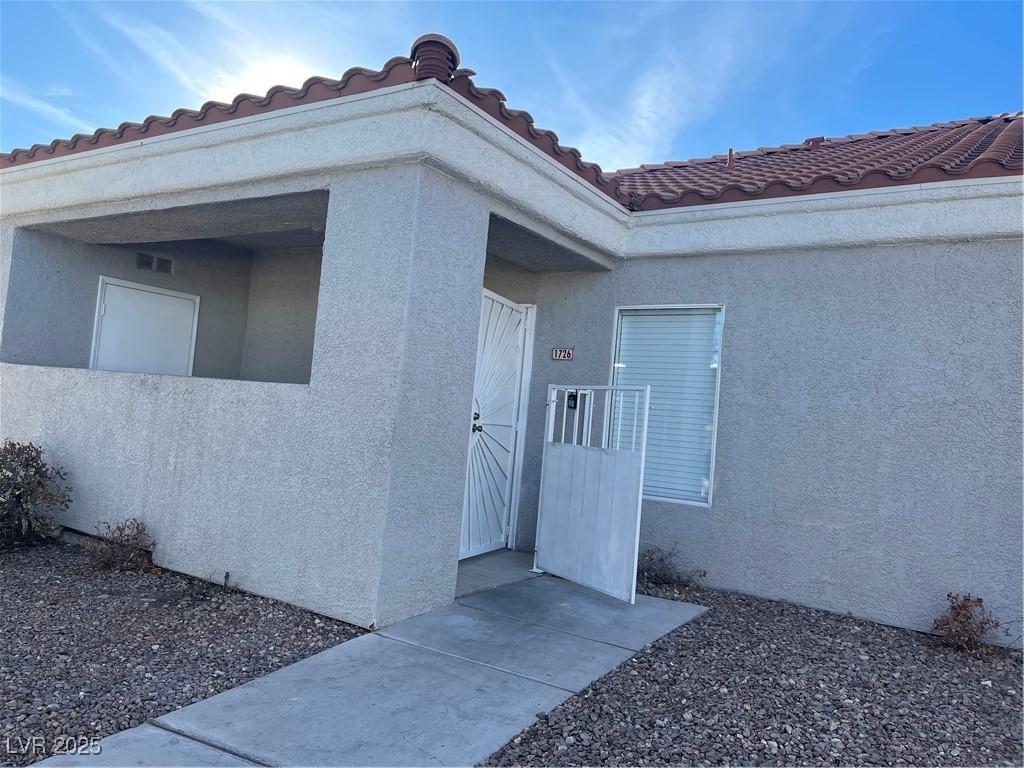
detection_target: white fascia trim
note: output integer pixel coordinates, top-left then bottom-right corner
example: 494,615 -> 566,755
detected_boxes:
1,79 -> 629,224
4,76 -> 1020,260
0,80 -> 628,259
625,177 -> 1022,258
425,85 -> 628,222
0,81 -> 427,176
628,175 -> 1023,221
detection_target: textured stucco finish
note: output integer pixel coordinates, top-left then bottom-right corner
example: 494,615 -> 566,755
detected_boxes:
0,164 -> 488,628
1,80 -> 1020,634
483,254 -> 538,305
506,237 -> 1023,637
239,247 -> 322,384
1,230 -> 253,379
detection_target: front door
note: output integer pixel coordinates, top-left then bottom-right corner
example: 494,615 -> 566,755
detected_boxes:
460,290 -> 530,559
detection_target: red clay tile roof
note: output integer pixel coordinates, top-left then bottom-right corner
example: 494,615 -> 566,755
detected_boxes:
0,34 -> 620,200
612,113 -> 1023,210
0,53 -> 421,168
2,35 -> 1020,211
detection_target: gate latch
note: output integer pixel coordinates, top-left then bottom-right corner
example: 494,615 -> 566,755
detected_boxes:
566,391 -> 578,410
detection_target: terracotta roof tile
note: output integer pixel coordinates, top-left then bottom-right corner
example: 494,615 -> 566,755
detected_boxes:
612,114 -> 1023,210
0,56 -> 420,167
2,35 -> 1020,211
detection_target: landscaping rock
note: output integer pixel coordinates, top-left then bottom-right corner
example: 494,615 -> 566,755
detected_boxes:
486,579 -> 1023,767
0,542 -> 363,766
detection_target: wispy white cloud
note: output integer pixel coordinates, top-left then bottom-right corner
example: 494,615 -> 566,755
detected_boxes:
100,11 -> 212,100
0,78 -> 93,135
535,3 -> 816,170
95,1 -> 415,108
577,49 -> 707,171
51,3 -> 134,86
44,84 -> 75,99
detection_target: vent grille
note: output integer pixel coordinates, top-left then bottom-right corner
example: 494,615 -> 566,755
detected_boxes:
136,252 -> 173,274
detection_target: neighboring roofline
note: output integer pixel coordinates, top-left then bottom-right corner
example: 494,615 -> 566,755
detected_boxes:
611,112 -> 1023,210
2,36 -> 1021,211
609,112 -> 1024,176
618,158 -> 1022,211
626,174 -> 1023,218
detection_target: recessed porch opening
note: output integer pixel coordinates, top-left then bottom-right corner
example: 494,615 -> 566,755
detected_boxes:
456,214 -> 613,581
0,191 -> 327,384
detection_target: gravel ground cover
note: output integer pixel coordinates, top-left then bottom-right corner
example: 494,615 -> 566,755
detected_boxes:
488,578 -> 1023,767
1,542 -> 363,766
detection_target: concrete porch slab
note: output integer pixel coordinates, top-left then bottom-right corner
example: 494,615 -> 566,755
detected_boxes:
457,575 -> 706,650
155,633 -> 569,766
379,603 -> 633,692
37,723 -> 257,766
455,549 -> 540,597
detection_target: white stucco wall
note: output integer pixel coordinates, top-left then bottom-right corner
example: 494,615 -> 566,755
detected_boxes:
0,163 -> 489,629
504,235 -> 1023,638
1,79 -> 1020,635
239,246 -> 322,384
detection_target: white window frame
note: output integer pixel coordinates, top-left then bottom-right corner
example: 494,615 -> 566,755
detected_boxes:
90,275 -> 201,376
608,303 -> 725,507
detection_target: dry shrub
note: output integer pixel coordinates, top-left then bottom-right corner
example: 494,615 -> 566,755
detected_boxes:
638,545 -> 706,587
84,518 -> 155,571
933,592 -> 1007,651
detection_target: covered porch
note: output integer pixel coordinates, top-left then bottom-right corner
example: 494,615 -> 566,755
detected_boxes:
0,163 -> 619,629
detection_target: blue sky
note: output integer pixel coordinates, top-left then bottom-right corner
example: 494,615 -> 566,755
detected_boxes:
1,1 -> 1021,170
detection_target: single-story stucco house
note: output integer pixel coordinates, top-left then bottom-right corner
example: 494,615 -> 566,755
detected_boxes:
1,36 -> 1021,634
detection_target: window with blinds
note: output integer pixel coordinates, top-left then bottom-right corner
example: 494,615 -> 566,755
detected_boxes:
612,307 -> 723,504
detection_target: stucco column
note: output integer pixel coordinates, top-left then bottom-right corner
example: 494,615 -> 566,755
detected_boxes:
317,163 -> 489,627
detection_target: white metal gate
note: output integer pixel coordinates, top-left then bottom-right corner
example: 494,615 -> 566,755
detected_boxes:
533,384 -> 650,602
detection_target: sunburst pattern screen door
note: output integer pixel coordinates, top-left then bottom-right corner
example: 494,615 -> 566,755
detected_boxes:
460,290 -> 529,559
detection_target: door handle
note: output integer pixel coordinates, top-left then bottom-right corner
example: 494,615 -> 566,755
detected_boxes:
472,424 -> 484,433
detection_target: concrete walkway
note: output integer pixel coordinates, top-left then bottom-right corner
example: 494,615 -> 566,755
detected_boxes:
42,575 -> 704,767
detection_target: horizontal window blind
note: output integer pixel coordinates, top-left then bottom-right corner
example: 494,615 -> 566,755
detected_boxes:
612,307 -> 723,503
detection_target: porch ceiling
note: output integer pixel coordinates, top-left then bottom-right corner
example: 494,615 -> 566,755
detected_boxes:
28,191 -> 328,246
486,215 -> 612,273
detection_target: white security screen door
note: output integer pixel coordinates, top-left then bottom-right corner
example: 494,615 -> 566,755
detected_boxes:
460,290 -> 530,559
534,385 -> 650,602
91,277 -> 200,376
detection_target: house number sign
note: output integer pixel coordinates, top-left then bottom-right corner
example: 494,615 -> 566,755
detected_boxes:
551,347 -> 575,361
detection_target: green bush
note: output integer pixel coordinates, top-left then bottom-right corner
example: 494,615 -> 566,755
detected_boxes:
0,440 -> 71,544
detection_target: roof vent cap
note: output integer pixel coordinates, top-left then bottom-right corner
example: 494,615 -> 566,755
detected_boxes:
411,34 -> 460,83
804,136 -> 825,148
